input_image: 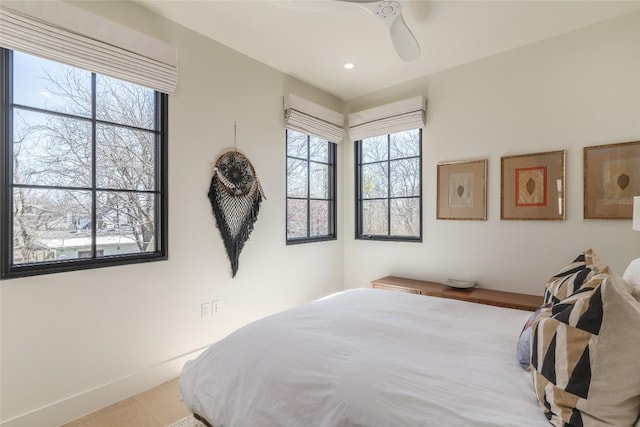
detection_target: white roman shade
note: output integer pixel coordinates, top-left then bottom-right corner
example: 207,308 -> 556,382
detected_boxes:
0,1 -> 178,94
284,94 -> 345,143
348,96 -> 426,141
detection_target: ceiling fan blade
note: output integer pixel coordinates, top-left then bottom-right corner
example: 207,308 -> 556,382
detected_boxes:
340,0 -> 421,61
389,13 -> 421,61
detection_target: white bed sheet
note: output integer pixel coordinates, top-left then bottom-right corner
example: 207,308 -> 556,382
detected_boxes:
180,288 -> 549,426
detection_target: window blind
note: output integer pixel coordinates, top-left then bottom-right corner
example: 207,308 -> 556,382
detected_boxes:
0,0 -> 178,94
348,96 -> 426,141
284,94 -> 345,143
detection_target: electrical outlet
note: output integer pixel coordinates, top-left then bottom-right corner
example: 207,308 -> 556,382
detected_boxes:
201,302 -> 212,319
211,300 -> 221,317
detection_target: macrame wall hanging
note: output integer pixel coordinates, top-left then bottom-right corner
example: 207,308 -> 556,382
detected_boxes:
208,129 -> 265,277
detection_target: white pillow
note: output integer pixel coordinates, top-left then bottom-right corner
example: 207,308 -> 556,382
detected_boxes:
624,258 -> 640,285
624,258 -> 640,300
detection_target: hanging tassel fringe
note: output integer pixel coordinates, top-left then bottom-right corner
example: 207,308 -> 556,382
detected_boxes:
207,151 -> 265,277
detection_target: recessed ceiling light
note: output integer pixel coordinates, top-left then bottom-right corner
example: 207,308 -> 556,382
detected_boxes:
344,63 -> 355,70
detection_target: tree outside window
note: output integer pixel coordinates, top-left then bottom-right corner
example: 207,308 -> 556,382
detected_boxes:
1,49 -> 167,278
356,129 -> 422,241
286,130 -> 336,244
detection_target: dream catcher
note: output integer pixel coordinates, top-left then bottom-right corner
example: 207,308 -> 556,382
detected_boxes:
208,150 -> 265,277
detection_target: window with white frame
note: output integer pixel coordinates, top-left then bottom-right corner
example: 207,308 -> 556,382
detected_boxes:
355,129 -> 422,241
286,130 -> 337,244
1,49 -> 168,278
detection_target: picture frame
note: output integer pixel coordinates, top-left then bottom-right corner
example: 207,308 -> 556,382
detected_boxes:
437,159 -> 487,220
501,150 -> 565,220
584,141 -> 640,219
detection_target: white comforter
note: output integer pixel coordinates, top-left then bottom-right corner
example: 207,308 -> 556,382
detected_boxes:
180,288 -> 549,426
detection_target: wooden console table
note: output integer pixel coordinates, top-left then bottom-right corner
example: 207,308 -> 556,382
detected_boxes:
370,276 -> 543,311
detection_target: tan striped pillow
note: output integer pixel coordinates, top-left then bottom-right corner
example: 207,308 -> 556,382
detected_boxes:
543,249 -> 609,305
531,273 -> 640,426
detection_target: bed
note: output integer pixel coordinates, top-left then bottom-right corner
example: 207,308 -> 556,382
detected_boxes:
180,250 -> 640,427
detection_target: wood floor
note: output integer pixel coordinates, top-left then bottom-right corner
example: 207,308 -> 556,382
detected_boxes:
63,378 -> 191,427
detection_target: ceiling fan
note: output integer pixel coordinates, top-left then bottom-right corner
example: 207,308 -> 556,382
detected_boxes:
340,0 -> 421,61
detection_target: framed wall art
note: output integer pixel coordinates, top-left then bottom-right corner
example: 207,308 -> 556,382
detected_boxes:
584,141 -> 640,219
501,150 -> 565,220
437,159 -> 487,220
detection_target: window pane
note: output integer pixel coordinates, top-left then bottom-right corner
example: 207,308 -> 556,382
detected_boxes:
362,199 -> 388,235
96,75 -> 155,130
13,109 -> 92,188
309,163 -> 329,199
390,129 -> 420,159
361,135 -> 388,163
287,158 -> 307,197
390,158 -> 420,197
362,163 -> 388,199
287,199 -> 307,238
390,198 -> 420,236
286,131 -> 335,243
13,51 -> 92,117
356,130 -> 421,241
309,137 -> 328,162
12,188 -> 91,264
287,130 -> 308,158
96,124 -> 155,191
309,200 -> 329,236
3,49 -> 167,278
97,192 -> 156,254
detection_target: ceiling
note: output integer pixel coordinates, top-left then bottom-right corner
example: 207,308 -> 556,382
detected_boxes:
136,0 -> 640,101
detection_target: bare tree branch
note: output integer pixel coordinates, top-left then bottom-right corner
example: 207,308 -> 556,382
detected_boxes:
13,61 -> 157,262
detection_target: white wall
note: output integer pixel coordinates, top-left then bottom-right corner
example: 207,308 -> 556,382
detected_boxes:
343,11 -> 640,294
0,2 -> 344,426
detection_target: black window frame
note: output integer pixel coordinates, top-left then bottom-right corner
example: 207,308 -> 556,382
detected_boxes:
0,49 -> 168,280
285,129 -> 337,245
355,129 -> 422,242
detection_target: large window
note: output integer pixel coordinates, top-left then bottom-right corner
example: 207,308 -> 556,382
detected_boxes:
286,130 -> 336,244
355,129 -> 422,241
1,49 -> 168,279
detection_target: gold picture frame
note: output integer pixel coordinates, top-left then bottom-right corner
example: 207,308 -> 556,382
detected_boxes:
584,141 -> 640,219
501,150 -> 565,220
437,159 -> 487,220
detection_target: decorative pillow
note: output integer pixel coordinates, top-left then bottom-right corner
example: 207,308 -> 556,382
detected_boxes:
624,257 -> 640,284
531,273 -> 640,426
543,248 -> 609,305
624,258 -> 640,284
516,303 -> 551,370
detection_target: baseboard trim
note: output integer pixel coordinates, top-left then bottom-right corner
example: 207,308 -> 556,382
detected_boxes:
0,346 -> 209,427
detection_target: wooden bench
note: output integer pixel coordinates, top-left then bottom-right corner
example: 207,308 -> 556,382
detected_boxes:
370,276 -> 543,311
